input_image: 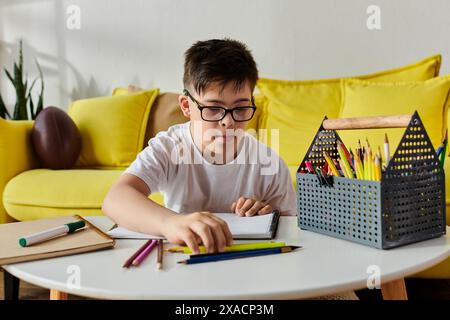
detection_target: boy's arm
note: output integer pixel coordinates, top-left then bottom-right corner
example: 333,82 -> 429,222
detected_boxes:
102,173 -> 173,236
102,174 -> 233,253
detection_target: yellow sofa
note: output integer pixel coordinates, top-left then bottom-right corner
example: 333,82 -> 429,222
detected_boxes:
1,56 -> 449,278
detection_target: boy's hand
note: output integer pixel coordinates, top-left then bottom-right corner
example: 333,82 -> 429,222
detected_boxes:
162,211 -> 233,254
231,197 -> 273,217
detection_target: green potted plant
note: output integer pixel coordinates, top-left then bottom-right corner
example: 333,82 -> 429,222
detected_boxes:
0,40 -> 44,120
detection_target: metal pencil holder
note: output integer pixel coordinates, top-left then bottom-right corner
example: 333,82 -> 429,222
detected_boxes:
296,111 -> 446,249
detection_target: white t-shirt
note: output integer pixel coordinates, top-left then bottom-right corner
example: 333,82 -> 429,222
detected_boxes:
124,121 -> 297,215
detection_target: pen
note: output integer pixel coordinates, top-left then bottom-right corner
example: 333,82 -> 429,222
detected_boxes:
19,221 -> 85,247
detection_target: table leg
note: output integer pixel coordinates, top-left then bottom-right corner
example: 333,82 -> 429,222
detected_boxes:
3,270 -> 20,300
50,289 -> 68,300
381,278 -> 408,300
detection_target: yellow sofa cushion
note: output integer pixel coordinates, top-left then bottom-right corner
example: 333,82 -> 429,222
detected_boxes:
257,55 -> 441,167
68,89 -> 159,168
3,169 -> 124,221
338,76 -> 450,156
3,169 -> 165,221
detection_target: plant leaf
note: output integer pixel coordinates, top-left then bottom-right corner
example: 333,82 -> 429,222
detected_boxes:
19,39 -> 23,74
27,77 -> 38,95
0,93 -> 11,119
12,44 -> 28,120
4,68 -> 14,84
24,78 -> 28,95
35,59 -> 44,118
36,91 -> 43,118
28,95 -> 35,120
36,59 -> 44,92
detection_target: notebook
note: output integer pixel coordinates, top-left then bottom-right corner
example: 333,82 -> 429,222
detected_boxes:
107,210 -> 281,240
0,215 -> 115,265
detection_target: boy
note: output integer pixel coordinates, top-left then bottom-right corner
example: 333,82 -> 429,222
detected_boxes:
102,39 -> 296,254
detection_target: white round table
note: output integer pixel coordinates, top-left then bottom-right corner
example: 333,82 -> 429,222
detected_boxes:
3,217 -> 450,300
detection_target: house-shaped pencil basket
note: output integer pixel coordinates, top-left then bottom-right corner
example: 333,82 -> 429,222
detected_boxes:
296,111 -> 446,249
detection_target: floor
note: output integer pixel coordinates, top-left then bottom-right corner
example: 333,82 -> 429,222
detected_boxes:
1,268 -> 449,300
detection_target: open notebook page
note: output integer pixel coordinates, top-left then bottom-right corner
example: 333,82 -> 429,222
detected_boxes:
107,212 -> 277,240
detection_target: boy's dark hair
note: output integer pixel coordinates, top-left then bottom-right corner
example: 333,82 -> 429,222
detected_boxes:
183,38 -> 258,95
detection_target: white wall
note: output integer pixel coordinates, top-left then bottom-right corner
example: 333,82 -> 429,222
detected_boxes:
1,0 -> 450,112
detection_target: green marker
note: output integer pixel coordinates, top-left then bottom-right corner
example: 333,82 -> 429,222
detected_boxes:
19,221 -> 85,247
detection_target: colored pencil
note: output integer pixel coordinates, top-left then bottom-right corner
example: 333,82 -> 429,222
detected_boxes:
122,239 -> 154,268
363,151 -> 369,180
132,239 -> 158,266
357,139 -> 363,162
349,149 -> 355,168
189,245 -> 303,259
340,142 -> 353,168
178,246 -> 301,265
339,159 -> 350,178
354,153 -> 364,179
157,239 -> 163,270
384,133 -> 390,166
439,129 -> 448,168
323,152 -> 340,177
167,241 -> 286,254
338,143 -> 354,178
374,154 -> 382,181
305,161 -> 315,174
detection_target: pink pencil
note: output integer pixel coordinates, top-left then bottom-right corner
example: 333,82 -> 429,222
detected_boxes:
132,239 -> 158,266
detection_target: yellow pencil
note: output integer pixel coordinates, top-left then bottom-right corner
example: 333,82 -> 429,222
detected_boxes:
338,159 -> 349,178
355,154 -> 364,180
323,152 -> 340,177
363,151 -> 369,180
377,146 -> 383,165
166,241 -> 286,254
375,154 -> 382,181
337,143 -> 354,179
374,155 -> 378,181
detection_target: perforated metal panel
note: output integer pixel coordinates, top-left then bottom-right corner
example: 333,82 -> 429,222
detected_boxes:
296,112 -> 446,249
297,174 -> 383,248
381,113 -> 446,248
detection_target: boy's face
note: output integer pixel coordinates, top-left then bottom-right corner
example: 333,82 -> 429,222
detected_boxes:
179,81 -> 254,159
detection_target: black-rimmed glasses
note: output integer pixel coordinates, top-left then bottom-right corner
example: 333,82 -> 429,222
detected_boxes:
183,89 -> 256,122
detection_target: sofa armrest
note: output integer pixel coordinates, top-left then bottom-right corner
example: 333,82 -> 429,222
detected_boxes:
0,118 -> 39,223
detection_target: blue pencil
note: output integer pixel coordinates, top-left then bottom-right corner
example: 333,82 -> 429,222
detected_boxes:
177,246 -> 301,265
436,145 -> 443,157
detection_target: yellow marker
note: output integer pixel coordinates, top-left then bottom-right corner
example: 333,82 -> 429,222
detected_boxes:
166,241 -> 286,254
323,152 -> 340,177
